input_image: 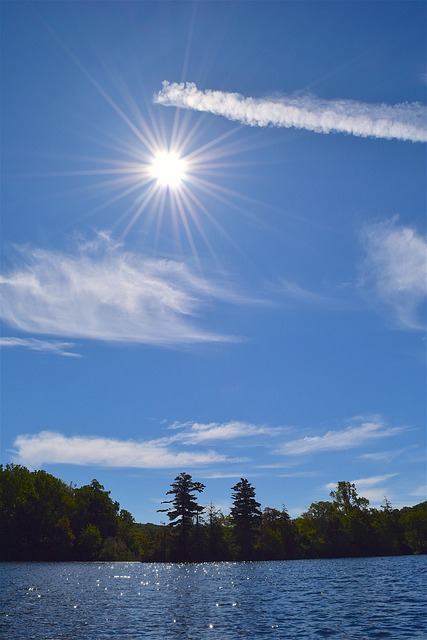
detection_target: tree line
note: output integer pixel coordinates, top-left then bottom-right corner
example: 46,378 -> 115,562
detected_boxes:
0,465 -> 425,562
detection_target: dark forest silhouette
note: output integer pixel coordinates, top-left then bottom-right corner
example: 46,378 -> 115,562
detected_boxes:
1,465 -> 425,562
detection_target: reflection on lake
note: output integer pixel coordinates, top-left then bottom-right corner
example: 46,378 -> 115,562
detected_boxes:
0,556 -> 425,639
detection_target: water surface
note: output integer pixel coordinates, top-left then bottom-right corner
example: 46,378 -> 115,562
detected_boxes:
1,556 -> 425,639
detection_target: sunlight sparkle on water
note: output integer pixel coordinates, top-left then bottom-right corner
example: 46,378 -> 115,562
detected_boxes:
150,151 -> 187,188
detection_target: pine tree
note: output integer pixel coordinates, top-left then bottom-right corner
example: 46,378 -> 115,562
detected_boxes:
230,478 -> 262,559
158,472 -> 205,560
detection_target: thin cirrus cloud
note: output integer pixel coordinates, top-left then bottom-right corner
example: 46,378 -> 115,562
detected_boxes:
168,421 -> 282,445
360,446 -> 415,463
325,473 -> 398,503
0,337 -> 80,358
278,471 -> 318,478
361,218 -> 427,330
278,279 -> 330,305
278,417 -> 404,456
12,431 -> 235,469
155,81 -> 427,143
325,473 -> 398,490
0,234 -> 240,347
200,472 -> 255,480
410,485 -> 427,498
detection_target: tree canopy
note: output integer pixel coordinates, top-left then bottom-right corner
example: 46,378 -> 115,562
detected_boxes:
1,464 -> 425,562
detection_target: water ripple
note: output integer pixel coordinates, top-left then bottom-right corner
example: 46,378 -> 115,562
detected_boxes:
0,556 -> 425,639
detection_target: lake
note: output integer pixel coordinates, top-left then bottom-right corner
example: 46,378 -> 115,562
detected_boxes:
1,556 -> 425,639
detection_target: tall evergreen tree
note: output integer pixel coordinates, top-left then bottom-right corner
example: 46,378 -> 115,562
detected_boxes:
158,472 -> 205,560
230,478 -> 262,559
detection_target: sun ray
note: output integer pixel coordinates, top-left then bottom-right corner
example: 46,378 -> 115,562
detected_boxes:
190,175 -> 260,226
172,189 -> 201,268
119,182 -> 161,240
180,183 -> 236,249
153,186 -> 169,253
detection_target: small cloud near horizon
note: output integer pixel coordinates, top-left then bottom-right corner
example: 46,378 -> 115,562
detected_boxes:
12,431 -> 241,470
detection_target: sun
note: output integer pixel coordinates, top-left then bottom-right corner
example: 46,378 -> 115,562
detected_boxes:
149,150 -> 187,188
55,73 -> 249,255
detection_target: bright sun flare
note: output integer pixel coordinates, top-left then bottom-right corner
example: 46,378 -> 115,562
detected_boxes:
150,151 -> 187,188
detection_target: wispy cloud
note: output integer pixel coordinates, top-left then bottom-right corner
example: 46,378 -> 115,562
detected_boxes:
169,421 -> 282,445
354,488 -> 388,503
326,474 -> 398,504
278,471 -> 318,478
325,473 -> 398,491
271,278 -> 351,313
0,234 -> 240,346
360,446 -> 415,463
155,81 -> 427,143
278,417 -> 403,456
0,337 -> 80,358
11,419 -> 286,470
410,485 -> 427,498
12,431 -> 235,469
361,218 -> 427,329
277,279 -> 330,305
200,471 -> 253,479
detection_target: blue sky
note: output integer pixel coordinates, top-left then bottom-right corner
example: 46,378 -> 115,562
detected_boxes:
1,1 -> 426,522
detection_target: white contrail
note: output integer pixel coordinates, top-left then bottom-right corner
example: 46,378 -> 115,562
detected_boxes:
155,81 -> 427,143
